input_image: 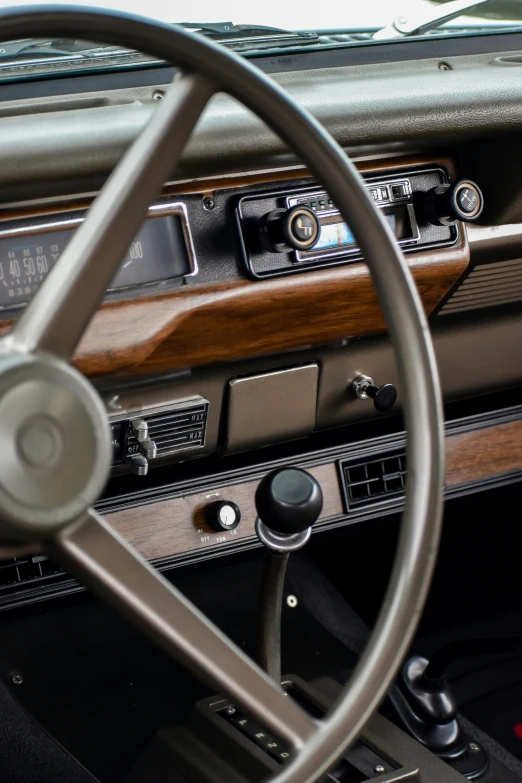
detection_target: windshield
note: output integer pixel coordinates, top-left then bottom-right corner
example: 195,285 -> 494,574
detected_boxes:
5,0 -> 520,32
1,0 -> 522,72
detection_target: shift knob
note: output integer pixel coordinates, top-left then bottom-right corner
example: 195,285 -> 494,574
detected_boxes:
255,468 -> 323,536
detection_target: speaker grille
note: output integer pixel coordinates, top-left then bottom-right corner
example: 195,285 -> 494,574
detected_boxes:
439,258 -> 522,315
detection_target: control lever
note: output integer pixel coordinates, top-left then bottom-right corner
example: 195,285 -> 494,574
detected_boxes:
131,419 -> 157,459
351,374 -> 397,413
392,635 -> 522,776
255,468 -> 323,683
391,649 -> 494,778
129,454 -> 149,476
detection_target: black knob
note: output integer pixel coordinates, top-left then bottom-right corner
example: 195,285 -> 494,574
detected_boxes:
366,383 -> 397,413
259,206 -> 320,253
255,468 -> 323,536
424,180 -> 483,226
205,500 -> 241,532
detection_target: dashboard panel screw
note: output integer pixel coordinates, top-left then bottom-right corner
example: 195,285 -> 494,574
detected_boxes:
469,742 -> 480,752
438,62 -> 451,71
203,197 -> 215,211
10,672 -> 23,685
374,765 -> 385,774
226,706 -> 236,715
152,90 -> 165,101
286,595 -> 298,608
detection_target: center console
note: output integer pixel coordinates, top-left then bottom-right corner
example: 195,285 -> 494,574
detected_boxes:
125,675 -> 514,783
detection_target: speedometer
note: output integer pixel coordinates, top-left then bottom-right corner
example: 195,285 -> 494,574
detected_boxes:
0,204 -> 194,310
0,244 -> 51,304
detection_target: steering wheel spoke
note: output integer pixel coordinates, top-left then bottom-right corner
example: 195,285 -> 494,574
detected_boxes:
48,508 -> 316,750
11,73 -> 214,362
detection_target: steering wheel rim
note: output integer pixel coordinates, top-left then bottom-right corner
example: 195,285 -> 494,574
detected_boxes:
0,7 -> 445,782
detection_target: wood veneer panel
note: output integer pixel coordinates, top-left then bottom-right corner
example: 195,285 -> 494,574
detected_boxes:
0,240 -> 468,378
124,239 -> 468,378
446,419 -> 522,487
0,237 -> 466,377
107,462 -> 342,561
108,419 -> 522,562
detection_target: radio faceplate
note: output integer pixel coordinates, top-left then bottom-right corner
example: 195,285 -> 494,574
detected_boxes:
236,167 -> 459,278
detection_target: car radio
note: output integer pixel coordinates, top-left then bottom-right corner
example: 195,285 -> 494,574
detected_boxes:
236,167 -> 461,279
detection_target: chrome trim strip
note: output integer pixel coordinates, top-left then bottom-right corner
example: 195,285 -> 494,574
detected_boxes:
467,222 -> 522,243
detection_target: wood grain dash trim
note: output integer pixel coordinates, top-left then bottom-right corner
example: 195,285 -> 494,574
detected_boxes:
107,463 -> 341,562
446,420 -> 522,487
107,419 -> 522,563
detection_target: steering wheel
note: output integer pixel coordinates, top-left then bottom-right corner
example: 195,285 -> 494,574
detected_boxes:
0,7 -> 445,782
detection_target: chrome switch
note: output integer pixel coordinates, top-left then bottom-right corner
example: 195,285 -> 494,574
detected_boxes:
131,419 -> 157,458
129,455 -> 149,476
131,419 -> 149,442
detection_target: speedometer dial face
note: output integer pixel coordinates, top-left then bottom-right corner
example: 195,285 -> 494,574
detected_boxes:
0,241 -> 55,305
0,214 -> 191,310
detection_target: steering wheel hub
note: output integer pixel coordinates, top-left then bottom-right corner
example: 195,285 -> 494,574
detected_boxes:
18,413 -> 63,469
0,351 -> 110,539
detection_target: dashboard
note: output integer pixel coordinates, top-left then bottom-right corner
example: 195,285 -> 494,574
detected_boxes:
0,29 -> 521,609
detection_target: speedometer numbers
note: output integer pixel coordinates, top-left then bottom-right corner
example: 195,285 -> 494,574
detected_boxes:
0,242 -> 55,304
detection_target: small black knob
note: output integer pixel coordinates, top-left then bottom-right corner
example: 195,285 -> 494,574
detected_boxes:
366,383 -> 397,413
259,206 -> 320,253
255,468 -> 323,536
205,500 -> 241,532
424,180 -> 483,226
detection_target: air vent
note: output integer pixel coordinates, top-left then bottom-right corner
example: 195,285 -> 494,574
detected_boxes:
340,449 -> 407,510
439,258 -> 522,315
0,554 -> 65,594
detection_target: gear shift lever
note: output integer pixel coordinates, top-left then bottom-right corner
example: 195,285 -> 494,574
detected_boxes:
255,468 -> 323,684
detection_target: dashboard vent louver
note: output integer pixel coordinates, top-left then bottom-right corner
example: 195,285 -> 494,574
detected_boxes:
439,258 -> 522,315
143,407 -> 206,456
340,449 -> 407,510
0,555 -> 65,593
118,400 -> 208,466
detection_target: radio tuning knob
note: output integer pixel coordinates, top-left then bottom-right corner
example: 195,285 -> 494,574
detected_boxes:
424,179 -> 483,226
259,206 -> 320,253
